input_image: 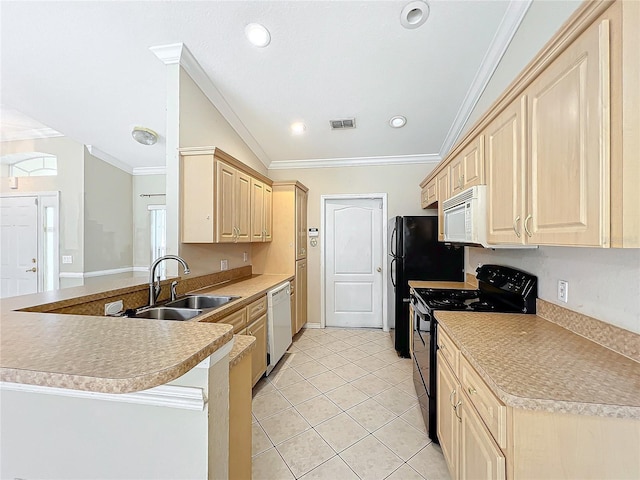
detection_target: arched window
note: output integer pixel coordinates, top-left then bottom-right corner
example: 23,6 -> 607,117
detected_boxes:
6,153 -> 58,177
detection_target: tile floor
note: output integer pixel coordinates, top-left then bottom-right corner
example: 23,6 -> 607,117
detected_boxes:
251,327 -> 451,480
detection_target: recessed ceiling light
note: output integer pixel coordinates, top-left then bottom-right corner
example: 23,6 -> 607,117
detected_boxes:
400,1 -> 430,29
291,122 -> 306,135
245,23 -> 271,47
131,126 -> 158,145
389,116 -> 407,128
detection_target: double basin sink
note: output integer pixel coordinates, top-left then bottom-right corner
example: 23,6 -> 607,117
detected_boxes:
132,295 -> 240,321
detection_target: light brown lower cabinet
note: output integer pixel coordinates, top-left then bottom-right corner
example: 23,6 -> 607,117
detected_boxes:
293,259 -> 307,334
247,314 -> 267,387
229,352 -> 252,480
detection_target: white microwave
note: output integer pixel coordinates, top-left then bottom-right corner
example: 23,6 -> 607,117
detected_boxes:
442,185 -> 488,246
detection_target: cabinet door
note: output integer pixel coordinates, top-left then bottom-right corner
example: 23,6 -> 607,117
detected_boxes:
235,170 -> 251,243
289,281 -> 296,336
486,97 -> 526,245
437,168 -> 450,241
215,161 -> 237,243
247,314 -> 267,386
263,184 -> 273,242
459,396 -> 506,480
526,19 -> 610,246
181,154 -> 214,243
294,259 -> 307,333
462,136 -> 485,190
251,179 -> 265,242
437,352 -> 459,480
450,156 -> 464,196
295,187 -> 307,259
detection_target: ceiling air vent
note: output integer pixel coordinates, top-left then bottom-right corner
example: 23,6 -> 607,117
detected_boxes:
330,118 -> 356,130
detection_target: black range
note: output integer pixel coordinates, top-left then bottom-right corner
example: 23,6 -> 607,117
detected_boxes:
411,264 -> 538,443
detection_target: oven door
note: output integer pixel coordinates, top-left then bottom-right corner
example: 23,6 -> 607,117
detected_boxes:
411,295 -> 437,442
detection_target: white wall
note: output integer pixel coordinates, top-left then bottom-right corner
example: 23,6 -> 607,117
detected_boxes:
84,148 -> 133,272
461,0 -> 639,334
269,162 -> 439,325
176,68 -> 261,276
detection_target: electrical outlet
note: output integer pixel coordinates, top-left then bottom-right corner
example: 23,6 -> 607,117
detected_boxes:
558,280 -> 569,303
220,259 -> 228,271
243,252 -> 248,262
62,255 -> 72,264
104,300 -> 124,316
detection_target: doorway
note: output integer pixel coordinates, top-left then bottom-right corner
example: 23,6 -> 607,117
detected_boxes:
0,192 -> 59,298
321,194 -> 387,330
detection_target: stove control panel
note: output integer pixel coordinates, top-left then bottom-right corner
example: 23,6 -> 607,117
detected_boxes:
476,264 -> 536,295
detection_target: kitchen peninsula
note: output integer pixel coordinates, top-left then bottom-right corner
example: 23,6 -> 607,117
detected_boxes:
0,269 -> 291,479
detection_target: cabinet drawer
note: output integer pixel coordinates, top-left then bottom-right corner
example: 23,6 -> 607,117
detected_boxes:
222,308 -> 248,334
460,356 -> 507,449
247,295 -> 267,322
437,328 -> 459,376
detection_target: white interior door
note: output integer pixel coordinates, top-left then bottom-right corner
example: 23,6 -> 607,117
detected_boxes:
325,197 -> 383,328
1,196 -> 39,298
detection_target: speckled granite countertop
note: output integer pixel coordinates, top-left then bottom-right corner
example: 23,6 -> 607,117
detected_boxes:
435,311 -> 640,419
408,280 -> 477,290
0,273 -> 290,393
229,335 -> 256,369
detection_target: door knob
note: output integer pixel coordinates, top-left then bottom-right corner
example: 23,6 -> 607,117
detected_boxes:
377,267 -> 382,272
26,267 -> 37,272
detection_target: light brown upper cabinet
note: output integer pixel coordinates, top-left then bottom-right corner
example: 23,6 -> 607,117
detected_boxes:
180,147 -> 272,244
295,186 -> 308,260
251,179 -> 273,242
450,136 -> 485,197
422,177 -> 437,209
437,167 -> 451,241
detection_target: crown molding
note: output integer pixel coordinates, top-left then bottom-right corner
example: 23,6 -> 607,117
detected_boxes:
86,145 -> 133,174
133,166 -> 166,176
268,153 -> 441,170
150,42 -> 271,168
439,0 -> 532,157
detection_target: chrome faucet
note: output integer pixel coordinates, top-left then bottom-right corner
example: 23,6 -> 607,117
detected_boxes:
149,255 -> 190,306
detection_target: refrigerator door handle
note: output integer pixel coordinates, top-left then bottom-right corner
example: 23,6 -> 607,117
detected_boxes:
390,227 -> 397,257
390,257 -> 397,288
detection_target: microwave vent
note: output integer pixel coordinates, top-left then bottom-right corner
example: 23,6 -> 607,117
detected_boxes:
442,185 -> 480,210
330,118 -> 356,129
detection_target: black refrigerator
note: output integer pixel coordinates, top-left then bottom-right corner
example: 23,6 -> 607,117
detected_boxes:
388,216 -> 464,357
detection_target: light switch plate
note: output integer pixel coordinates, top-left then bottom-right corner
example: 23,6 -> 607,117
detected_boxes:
220,259 -> 228,271
62,255 -> 72,264
558,280 -> 569,303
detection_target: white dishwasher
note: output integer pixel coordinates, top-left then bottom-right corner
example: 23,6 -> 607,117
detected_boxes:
266,282 -> 292,375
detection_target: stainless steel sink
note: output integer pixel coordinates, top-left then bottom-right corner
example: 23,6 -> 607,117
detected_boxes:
165,295 -> 240,310
133,306 -> 203,321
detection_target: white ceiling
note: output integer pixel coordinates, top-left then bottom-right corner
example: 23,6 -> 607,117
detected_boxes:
1,0 -> 532,172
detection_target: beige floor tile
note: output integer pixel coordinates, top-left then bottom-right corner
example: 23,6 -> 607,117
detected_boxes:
346,398 -> 398,432
350,373 -> 392,397
270,367 -> 305,390
359,330 -> 389,341
299,455 -> 360,480
306,371 -> 347,393
339,435 -> 403,480
311,334 -> 337,346
252,423 -> 273,457
294,395 -> 342,427
385,463 -> 426,480
253,377 -> 276,397
373,387 -> 418,416
277,429 -> 337,478
400,404 -> 428,435
285,351 -> 314,368
372,364 -> 407,385
324,340 -> 352,353
353,354 -> 389,372
407,443 -> 451,480
259,407 -> 311,445
252,390 -> 291,420
358,341 -> 389,355
315,412 -> 369,452
278,379 -> 322,406
317,352 -> 351,370
326,328 -> 364,340
341,335 -> 368,347
294,361 -> 330,379
325,383 -> 369,410
373,417 -> 430,461
396,379 -> 419,398
293,337 -> 320,351
252,447 -> 295,480
332,362 -> 368,382
339,347 -> 371,362
299,328 -> 326,338
374,349 -> 407,364
305,345 -> 335,359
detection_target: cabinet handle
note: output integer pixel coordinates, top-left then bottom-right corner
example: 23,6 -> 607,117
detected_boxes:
513,215 -> 521,238
468,386 -> 477,395
449,389 -> 456,407
524,214 -> 533,237
454,401 -> 462,421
